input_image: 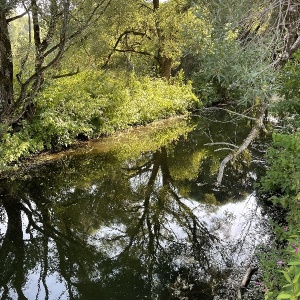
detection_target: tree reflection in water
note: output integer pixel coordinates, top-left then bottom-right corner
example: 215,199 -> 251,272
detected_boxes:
0,114 -> 270,299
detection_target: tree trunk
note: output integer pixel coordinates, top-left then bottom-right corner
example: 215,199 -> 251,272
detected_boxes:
152,0 -> 172,80
158,56 -> 172,80
153,0 -> 159,11
0,9 -> 14,121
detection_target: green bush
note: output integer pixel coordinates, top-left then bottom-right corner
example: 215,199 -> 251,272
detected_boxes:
260,226 -> 300,300
261,133 -> 300,209
259,50 -> 300,297
270,50 -> 300,131
32,70 -> 199,141
0,70 -> 200,172
260,132 -> 300,299
260,59 -> 300,300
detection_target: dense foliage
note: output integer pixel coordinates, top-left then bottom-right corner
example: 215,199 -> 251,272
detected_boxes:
259,53 -> 300,300
259,131 -> 300,300
0,70 -> 199,172
192,34 -> 276,106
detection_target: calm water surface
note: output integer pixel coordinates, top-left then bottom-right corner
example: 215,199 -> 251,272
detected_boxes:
0,111 -> 271,299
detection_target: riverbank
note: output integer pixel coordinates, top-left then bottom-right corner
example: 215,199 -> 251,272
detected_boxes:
258,131 -> 300,299
0,70 -> 201,175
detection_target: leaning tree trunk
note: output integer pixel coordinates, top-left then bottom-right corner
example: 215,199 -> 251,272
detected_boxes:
0,9 -> 14,122
215,101 -> 267,186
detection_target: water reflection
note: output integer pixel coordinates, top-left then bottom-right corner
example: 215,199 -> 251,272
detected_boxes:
0,113 -> 270,299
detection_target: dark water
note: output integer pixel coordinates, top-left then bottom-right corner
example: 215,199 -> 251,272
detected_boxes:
0,111 -> 271,300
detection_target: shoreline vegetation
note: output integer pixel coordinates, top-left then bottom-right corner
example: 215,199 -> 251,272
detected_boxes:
12,114 -> 194,176
0,70 -> 201,175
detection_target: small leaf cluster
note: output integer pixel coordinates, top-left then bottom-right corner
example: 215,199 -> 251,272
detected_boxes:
262,227 -> 300,300
261,133 -> 300,207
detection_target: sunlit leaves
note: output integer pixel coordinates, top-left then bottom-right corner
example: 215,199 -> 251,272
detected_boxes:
0,70 -> 199,172
81,0 -> 212,75
261,132 -> 300,197
193,34 -> 277,106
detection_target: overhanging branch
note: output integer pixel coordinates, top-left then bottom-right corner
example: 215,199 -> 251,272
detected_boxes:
6,9 -> 28,23
215,101 -> 267,186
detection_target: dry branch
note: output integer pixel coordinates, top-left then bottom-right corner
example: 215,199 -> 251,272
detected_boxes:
201,107 -> 256,121
237,266 -> 258,299
204,142 -> 239,149
215,101 -> 267,186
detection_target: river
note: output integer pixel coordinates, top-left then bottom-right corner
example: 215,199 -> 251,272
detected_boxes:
0,110 -> 271,299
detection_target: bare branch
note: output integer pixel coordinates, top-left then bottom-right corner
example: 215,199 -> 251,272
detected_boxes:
52,66 -> 79,79
204,142 -> 239,149
6,10 -> 28,23
240,0 -> 300,67
215,101 -> 267,186
201,107 -> 257,121
103,30 -> 152,68
272,35 -> 300,68
214,148 -> 236,152
114,49 -> 152,56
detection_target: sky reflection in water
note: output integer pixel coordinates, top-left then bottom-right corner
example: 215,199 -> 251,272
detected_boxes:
0,113 -> 271,299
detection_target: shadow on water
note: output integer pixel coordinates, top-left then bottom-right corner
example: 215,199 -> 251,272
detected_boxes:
0,111 -> 271,299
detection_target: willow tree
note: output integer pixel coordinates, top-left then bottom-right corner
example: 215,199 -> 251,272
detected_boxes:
191,0 -> 300,185
0,0 -> 112,127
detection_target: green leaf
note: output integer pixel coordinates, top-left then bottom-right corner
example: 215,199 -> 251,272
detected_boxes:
280,271 -> 292,283
289,261 -> 300,266
293,273 -> 300,283
294,281 -> 300,295
277,293 -> 292,299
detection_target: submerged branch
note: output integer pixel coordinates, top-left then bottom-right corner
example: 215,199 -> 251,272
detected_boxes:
237,267 -> 259,299
201,107 -> 256,121
215,102 -> 267,186
204,142 -> 239,149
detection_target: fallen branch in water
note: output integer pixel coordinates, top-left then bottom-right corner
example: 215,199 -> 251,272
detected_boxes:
215,101 -> 267,186
204,142 -> 239,149
237,267 -> 259,300
200,107 -> 257,121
